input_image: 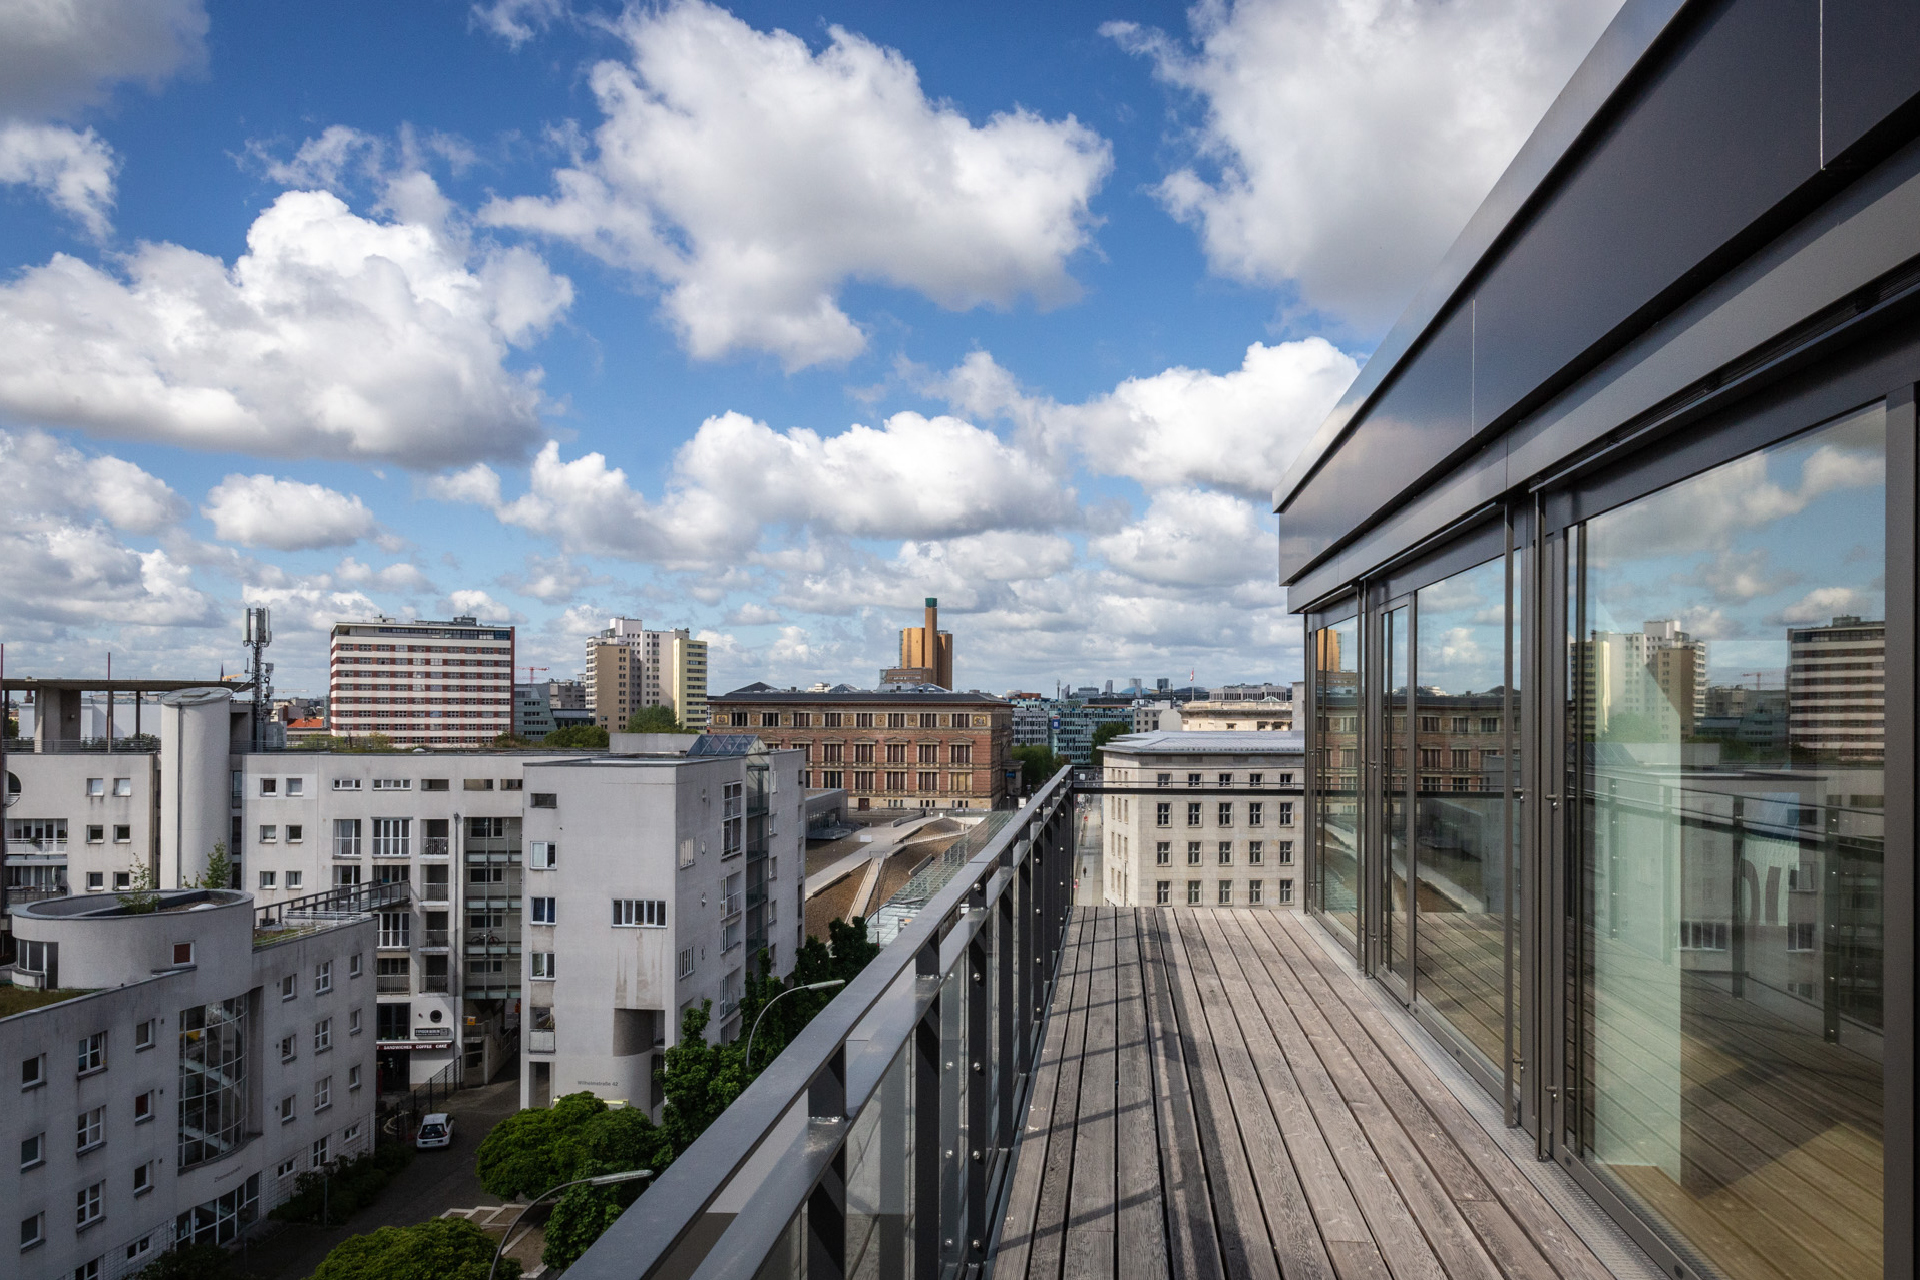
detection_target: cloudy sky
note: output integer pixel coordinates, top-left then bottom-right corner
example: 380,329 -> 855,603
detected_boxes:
0,0 -> 1623,698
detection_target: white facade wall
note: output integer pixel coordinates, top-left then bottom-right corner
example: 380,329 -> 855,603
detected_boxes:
520,746 -> 806,1115
4,753 -> 158,903
1100,734 -> 1305,911
3,892 -> 374,1280
236,752 -> 571,1086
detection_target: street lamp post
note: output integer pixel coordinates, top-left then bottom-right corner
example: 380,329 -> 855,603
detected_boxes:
743,979 -> 845,1073
488,1168 -> 652,1280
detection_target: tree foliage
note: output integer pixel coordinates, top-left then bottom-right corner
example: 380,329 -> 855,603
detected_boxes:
624,705 -> 691,733
118,860 -> 159,914
311,1217 -> 516,1280
1012,744 -> 1070,788
544,723 -> 610,749
1090,720 -> 1129,764
196,841 -> 234,891
288,733 -> 399,753
481,917 -> 883,1269
135,1243 -> 238,1280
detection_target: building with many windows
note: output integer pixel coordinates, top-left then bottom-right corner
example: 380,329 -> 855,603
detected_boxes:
1097,731 -> 1304,911
326,617 -> 514,748
1787,614 -> 1885,759
709,685 -> 1012,811
2,887 -> 375,1280
517,735 -> 805,1112
585,619 -> 709,731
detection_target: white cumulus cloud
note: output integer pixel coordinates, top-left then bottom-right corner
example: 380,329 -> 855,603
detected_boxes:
0,428 -> 211,631
0,0 -> 208,236
203,474 -> 378,551
471,0 -> 564,48
0,0 -> 208,117
1091,488 -> 1274,587
481,0 -> 1111,368
1108,0 -> 1622,331
935,339 -> 1357,500
0,121 -> 115,237
0,189 -> 571,466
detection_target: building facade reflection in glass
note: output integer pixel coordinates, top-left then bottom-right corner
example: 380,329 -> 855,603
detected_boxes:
1578,404 -> 1885,1280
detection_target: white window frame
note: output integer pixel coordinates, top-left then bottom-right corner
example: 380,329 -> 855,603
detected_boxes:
612,898 -> 668,927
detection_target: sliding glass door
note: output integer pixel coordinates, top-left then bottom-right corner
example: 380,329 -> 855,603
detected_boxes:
1571,403 -> 1886,1280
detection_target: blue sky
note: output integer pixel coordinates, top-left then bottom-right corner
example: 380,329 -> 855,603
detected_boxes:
0,0 -> 1622,698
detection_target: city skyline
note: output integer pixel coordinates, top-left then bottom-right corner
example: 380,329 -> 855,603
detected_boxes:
0,0 -> 1625,698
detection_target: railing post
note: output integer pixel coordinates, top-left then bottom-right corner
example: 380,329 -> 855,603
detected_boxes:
806,1046 -> 848,1280
913,936 -> 942,1280
998,845 -> 1017,1160
965,883 -> 990,1269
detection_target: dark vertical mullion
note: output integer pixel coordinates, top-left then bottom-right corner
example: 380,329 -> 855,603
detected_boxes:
965,884 -> 990,1268
913,938 -> 942,1280
1503,505 -> 1518,1128
1882,384 -> 1915,1280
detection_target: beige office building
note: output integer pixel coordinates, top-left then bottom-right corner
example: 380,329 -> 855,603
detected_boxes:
586,618 -> 709,730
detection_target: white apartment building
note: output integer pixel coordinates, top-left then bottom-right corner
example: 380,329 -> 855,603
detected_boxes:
327,617 -> 515,748
1099,731 -> 1306,911
584,618 -> 710,732
519,734 -> 805,1114
3,888 -> 375,1280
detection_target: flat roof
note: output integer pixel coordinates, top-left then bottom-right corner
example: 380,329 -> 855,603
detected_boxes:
713,684 -> 1007,705
1105,731 -> 1305,756
3,678 -> 251,693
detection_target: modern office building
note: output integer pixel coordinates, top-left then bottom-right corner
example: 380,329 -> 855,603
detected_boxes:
512,682 -> 557,740
1097,731 -> 1305,911
709,685 -> 1012,811
2,887 -> 376,1280
889,597 -> 954,690
517,735 -> 805,1112
326,617 -> 514,748
585,619 -> 709,731
1277,3 -> 1920,1278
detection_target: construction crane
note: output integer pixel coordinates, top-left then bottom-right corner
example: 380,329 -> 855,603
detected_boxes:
521,665 -> 549,684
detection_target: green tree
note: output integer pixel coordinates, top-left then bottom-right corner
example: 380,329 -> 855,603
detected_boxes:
135,1243 -> 238,1280
1012,744 -> 1069,788
539,1108 -> 668,1269
488,732 -> 536,748
118,860 -> 159,914
196,841 -> 233,891
1091,720 -> 1129,764
624,705 -> 691,733
311,1217 -> 516,1280
475,1091 -> 607,1200
544,723 -> 611,749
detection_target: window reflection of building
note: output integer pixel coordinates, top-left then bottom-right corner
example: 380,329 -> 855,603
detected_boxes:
1788,616 -> 1885,760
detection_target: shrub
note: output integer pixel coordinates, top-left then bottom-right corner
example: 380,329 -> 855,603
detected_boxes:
135,1243 -> 238,1280
312,1217 -> 516,1280
269,1143 -> 413,1225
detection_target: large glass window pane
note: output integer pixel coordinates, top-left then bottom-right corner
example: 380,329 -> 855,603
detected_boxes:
1413,558 -> 1509,1070
1314,617 -> 1361,938
1579,404 -> 1884,1280
1382,606 -> 1412,986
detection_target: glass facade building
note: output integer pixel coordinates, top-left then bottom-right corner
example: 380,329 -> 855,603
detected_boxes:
1284,3 -> 1919,1277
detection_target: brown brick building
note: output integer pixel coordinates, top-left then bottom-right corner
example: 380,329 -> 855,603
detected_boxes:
709,684 -> 1014,811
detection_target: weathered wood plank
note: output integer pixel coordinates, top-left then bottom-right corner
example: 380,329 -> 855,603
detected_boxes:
1064,908 -> 1119,1280
1208,910 -> 1449,1280
1141,909 -> 1225,1280
1115,909 -> 1171,1280
1261,912 -> 1616,1280
1173,909 -> 1337,1280
1157,908 -> 1284,1280
1026,907 -> 1097,1280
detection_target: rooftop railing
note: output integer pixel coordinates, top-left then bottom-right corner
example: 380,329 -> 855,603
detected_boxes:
253,879 -> 409,932
567,769 -> 1075,1280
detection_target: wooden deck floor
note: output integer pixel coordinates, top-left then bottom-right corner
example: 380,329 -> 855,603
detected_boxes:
993,907 -> 1618,1280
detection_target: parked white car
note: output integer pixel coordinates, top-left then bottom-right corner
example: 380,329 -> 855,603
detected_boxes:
416,1113 -> 455,1150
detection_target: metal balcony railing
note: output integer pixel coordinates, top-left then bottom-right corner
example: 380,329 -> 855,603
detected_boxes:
566,768 -> 1075,1280
375,974 -> 411,994
420,974 -> 450,993
418,883 -> 450,903
419,929 -> 450,949
254,879 -> 408,931
422,837 -> 450,857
